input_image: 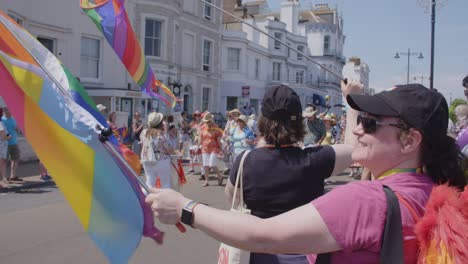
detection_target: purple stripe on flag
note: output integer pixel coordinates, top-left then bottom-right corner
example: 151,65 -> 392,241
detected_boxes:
96,1 -> 116,46
113,6 -> 128,59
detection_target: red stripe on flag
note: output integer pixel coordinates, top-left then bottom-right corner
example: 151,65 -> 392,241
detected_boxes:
0,61 -> 26,134
122,23 -> 137,74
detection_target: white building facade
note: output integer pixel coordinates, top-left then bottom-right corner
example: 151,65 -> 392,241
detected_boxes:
1,0 -> 223,124
221,0 -> 346,115
342,57 -> 372,95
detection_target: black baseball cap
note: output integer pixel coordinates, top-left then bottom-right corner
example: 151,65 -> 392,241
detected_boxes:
261,85 -> 302,121
346,84 -> 448,138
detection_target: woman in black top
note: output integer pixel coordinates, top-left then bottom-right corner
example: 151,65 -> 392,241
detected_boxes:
225,85 -> 352,264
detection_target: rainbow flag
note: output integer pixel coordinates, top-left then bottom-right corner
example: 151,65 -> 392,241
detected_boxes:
80,0 -> 181,108
0,12 -> 162,264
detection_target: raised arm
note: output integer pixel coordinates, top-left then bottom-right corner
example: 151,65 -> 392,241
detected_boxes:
328,80 -> 362,175
146,189 -> 340,254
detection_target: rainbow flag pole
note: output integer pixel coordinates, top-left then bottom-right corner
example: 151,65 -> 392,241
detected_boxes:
97,125 -> 187,233
0,11 -> 163,263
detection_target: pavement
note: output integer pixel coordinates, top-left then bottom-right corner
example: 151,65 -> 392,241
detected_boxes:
0,159 -> 360,193
0,160 -> 56,193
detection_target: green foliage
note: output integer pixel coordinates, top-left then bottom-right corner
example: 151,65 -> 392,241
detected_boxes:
449,98 -> 467,122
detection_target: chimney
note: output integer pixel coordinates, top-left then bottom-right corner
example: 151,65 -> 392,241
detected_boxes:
280,0 -> 299,34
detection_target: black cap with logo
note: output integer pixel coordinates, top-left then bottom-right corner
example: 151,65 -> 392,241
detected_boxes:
346,84 -> 448,139
261,85 -> 303,121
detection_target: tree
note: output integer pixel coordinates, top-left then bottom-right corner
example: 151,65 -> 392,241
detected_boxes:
449,98 -> 467,122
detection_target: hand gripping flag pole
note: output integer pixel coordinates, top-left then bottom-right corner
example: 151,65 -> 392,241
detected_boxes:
97,126 -> 187,233
200,0 -> 345,82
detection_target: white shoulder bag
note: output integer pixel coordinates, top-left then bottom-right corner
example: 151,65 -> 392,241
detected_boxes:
218,150 -> 251,264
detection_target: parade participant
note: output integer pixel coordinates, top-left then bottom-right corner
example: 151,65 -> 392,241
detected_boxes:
302,106 -> 326,147
178,111 -> 190,154
132,111 -> 144,155
39,161 -> 52,181
188,111 -> 203,175
2,107 -> 22,182
320,114 -> 336,146
222,84 -> 354,264
140,112 -> 175,189
454,104 -> 468,136
456,74 -> 468,155
107,111 -> 119,141
0,108 -> 12,188
167,124 -> 179,151
229,115 -> 255,162
247,114 -> 259,137
198,112 -> 224,187
146,83 -> 466,263
223,109 -> 241,173
96,104 -> 107,116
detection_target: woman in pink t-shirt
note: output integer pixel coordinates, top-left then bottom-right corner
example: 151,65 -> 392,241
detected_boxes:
146,82 -> 466,264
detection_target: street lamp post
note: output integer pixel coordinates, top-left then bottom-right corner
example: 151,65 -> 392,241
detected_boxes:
394,48 -> 424,84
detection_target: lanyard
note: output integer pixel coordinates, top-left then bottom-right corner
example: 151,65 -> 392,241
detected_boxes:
262,144 -> 297,148
378,168 -> 422,180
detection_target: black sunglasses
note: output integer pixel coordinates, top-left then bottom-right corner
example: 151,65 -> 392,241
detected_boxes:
357,115 -> 407,134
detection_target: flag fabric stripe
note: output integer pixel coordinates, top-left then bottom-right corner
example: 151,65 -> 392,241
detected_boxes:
80,0 -> 180,108
0,23 -> 37,65
0,11 -> 162,263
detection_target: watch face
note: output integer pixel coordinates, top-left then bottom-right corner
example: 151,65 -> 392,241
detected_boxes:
181,208 -> 193,226
174,87 -> 180,94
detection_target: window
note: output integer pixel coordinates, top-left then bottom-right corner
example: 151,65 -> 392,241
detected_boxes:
297,45 -> 304,60
274,32 -> 282,50
80,36 -> 100,79
272,62 -> 281,81
226,96 -> 238,111
255,59 -> 260,79
202,87 -> 211,111
227,48 -> 240,70
324,35 -> 330,54
202,40 -> 212,71
296,71 -> 304,84
204,0 -> 212,21
37,37 -> 55,54
287,42 -> 291,57
144,18 -> 162,57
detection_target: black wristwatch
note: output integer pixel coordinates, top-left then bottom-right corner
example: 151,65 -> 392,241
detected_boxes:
181,200 -> 198,228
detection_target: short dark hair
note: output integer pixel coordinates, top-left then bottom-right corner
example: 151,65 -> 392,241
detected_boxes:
463,75 -> 468,88
167,115 -> 174,123
257,114 -> 305,146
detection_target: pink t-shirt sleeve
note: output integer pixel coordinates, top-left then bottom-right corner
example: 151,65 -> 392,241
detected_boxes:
311,181 -> 387,253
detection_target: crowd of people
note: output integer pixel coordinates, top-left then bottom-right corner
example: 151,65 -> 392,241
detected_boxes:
2,75 -> 467,262
145,79 -> 467,264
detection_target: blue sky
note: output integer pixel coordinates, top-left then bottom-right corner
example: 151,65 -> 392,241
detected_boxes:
262,0 -> 468,104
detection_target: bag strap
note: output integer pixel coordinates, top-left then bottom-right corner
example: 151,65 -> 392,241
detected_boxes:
395,192 -> 420,223
381,185 -> 404,264
316,185 -> 404,264
231,150 -> 251,210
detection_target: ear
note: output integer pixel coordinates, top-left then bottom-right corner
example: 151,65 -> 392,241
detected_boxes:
399,129 -> 423,154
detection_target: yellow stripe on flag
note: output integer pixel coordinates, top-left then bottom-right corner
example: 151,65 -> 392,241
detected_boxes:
0,55 -> 43,102
25,97 -> 94,229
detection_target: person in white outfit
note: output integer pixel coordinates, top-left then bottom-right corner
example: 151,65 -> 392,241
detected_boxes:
140,112 -> 175,189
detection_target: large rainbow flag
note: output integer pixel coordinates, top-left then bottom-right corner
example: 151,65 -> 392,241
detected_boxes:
80,0 -> 180,108
0,11 -> 162,264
